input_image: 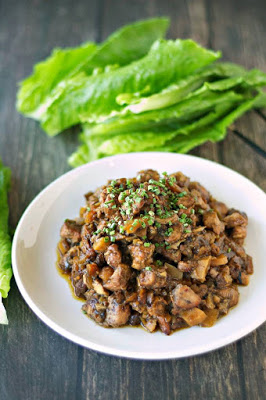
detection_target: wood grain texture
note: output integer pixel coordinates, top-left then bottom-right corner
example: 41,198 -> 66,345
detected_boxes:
0,1 -> 265,399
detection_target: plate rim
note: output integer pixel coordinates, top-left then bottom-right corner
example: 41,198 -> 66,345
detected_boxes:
11,152 -> 266,360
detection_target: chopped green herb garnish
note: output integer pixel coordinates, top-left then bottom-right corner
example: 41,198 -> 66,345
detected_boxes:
145,266 -> 152,271
144,242 -> 151,247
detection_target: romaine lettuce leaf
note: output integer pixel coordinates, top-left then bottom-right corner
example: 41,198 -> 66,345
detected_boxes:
41,39 -> 220,135
118,62 -> 246,113
0,159 -> 12,324
149,94 -> 265,153
83,87 -> 243,137
17,18 -> 170,119
69,90 -> 243,166
77,17 -> 170,76
17,42 -> 97,118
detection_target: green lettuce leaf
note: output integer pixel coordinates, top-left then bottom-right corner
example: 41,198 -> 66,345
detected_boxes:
17,42 -> 97,118
69,90 -> 243,166
17,18 -> 169,119
117,62 -> 246,113
149,94 -> 265,153
0,159 -> 12,324
77,17 -> 170,76
41,39 -> 220,135
83,86 -> 244,137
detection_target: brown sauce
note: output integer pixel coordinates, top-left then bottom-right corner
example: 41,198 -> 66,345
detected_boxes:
56,250 -> 85,303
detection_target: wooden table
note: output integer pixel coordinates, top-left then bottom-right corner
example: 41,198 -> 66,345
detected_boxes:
0,1 -> 265,399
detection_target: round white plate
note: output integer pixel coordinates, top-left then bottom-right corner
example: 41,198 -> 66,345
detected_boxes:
12,152 -> 266,360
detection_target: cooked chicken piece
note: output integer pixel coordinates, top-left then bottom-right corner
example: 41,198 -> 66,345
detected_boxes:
103,264 -> 131,291
99,266 -> 114,283
191,257 -> 211,282
209,200 -> 228,219
104,244 -> 122,268
141,317 -> 157,333
216,266 -> 233,288
137,169 -> 160,183
60,219 -> 82,243
181,308 -> 207,326
210,254 -> 228,267
171,284 -> 201,310
170,171 -> 190,188
189,182 -> 210,202
92,279 -> 109,296
147,296 -> 167,317
159,247 -> 181,263
217,287 -> 239,307
223,212 -> 248,228
129,239 -> 155,270
105,294 -> 130,327
139,267 -> 168,289
166,223 -> 183,243
177,195 -> 195,209
230,226 -> 247,244
203,210 -> 225,235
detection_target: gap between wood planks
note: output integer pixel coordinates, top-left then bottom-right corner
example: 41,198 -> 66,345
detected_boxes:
230,128 -> 266,159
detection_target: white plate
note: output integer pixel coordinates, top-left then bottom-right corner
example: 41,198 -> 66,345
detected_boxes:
12,152 -> 266,360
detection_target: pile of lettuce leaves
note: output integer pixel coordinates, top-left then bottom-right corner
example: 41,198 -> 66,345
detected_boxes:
17,18 -> 266,167
0,159 -> 12,324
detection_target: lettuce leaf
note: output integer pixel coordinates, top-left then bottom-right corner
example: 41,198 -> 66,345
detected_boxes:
69,90 -> 243,166
41,39 -> 220,135
0,159 -> 12,324
17,42 -> 97,118
148,93 -> 266,153
82,86 -> 244,138
17,18 -> 169,119
77,17 -> 170,76
118,62 -> 246,113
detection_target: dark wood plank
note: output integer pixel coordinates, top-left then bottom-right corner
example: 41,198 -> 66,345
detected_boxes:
233,111 -> 266,153
206,0 -> 266,153
0,1 -> 265,400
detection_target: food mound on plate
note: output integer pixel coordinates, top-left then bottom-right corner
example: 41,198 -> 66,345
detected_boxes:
57,169 -> 253,335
